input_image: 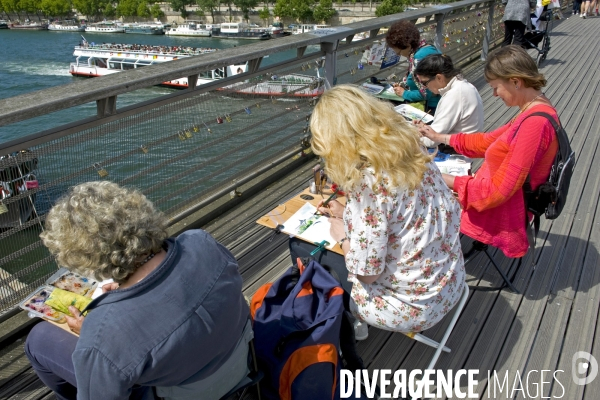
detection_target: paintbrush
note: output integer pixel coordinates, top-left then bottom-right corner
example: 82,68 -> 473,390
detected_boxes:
313,188 -> 339,216
416,109 -> 432,124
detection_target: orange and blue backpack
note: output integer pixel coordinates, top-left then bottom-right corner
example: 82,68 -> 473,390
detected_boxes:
250,258 -> 346,400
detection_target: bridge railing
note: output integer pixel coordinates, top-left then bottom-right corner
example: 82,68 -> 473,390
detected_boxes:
0,0 -> 509,318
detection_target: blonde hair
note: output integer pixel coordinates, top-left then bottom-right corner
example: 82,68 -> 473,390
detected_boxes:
40,181 -> 168,283
310,85 -> 431,191
484,45 -> 547,90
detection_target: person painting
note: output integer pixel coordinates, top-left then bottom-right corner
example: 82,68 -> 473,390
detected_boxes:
412,54 -> 484,149
419,45 -> 559,258
25,182 -> 251,400
386,20 -> 442,114
306,84 -> 465,334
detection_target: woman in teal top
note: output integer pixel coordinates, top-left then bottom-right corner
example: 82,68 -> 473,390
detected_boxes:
386,20 -> 442,113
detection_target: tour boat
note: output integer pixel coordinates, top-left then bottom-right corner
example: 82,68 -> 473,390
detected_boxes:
8,21 -> 48,30
68,44 -> 324,97
269,22 -> 289,38
123,23 -> 164,35
292,24 -> 330,35
48,20 -> 86,32
85,22 -> 125,33
165,21 -> 211,37
0,20 -> 9,29
211,23 -> 270,40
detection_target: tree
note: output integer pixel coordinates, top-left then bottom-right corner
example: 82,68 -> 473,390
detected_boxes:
375,0 -> 403,17
40,0 -> 72,16
273,0 -> 314,22
137,0 -> 151,17
221,0 -> 233,21
116,0 -> 138,17
2,0 -> 21,18
196,0 -> 218,22
150,3 -> 163,17
272,0 -> 291,19
233,0 -> 257,22
104,1 -> 115,17
313,0 -> 335,23
258,5 -> 269,25
72,0 -> 107,19
170,0 -> 193,17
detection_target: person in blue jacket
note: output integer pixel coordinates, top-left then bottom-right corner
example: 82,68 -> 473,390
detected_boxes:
25,181 -> 250,400
386,20 -> 442,114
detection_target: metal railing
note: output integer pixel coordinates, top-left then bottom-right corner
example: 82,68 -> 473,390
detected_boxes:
0,0 -> 511,317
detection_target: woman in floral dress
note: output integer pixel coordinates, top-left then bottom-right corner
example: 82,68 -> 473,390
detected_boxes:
310,85 -> 465,333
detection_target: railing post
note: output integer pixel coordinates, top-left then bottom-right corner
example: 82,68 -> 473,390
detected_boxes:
481,1 -> 496,61
96,96 -> 116,118
434,13 -> 446,53
321,41 -> 339,88
187,74 -> 198,90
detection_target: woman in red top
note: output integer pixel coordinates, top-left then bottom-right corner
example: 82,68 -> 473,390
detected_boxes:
419,45 -> 559,258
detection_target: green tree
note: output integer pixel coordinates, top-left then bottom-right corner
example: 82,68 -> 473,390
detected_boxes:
137,0 -> 151,17
273,0 -> 313,22
1,0 -> 20,18
258,5 -> 269,25
170,0 -> 193,17
116,0 -> 138,17
233,0 -> 257,21
272,0 -> 291,19
40,0 -> 72,16
313,0 -> 335,23
221,0 -> 233,21
196,0 -> 218,22
104,1 -> 115,17
375,0 -> 403,17
150,3 -> 163,17
72,0 -> 106,19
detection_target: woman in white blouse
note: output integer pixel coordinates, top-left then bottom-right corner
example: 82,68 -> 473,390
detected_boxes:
413,54 -> 484,148
310,85 -> 466,334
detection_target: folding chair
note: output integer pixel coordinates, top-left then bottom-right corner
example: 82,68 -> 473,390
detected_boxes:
463,241 -> 521,294
404,284 -> 469,370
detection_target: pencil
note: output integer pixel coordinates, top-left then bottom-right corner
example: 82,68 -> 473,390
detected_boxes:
314,188 -> 339,216
417,109 -> 432,124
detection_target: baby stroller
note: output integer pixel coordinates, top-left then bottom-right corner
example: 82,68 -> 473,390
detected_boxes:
526,8 -> 553,66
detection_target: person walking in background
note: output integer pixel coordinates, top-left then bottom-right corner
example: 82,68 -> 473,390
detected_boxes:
580,0 -> 593,17
502,0 -> 531,47
573,0 -> 581,15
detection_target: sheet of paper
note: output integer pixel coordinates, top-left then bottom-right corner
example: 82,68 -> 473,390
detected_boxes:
91,279 -> 114,299
282,202 -> 337,249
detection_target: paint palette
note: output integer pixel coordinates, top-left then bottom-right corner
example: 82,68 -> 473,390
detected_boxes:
46,268 -> 98,297
19,286 -> 64,322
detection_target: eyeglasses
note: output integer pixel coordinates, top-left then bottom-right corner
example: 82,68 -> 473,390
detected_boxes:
418,77 -> 433,87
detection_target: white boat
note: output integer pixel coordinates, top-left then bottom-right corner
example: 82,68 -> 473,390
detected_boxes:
165,21 -> 210,37
0,20 -> 9,29
211,23 -> 270,40
292,24 -> 330,35
123,23 -> 164,35
85,22 -> 125,33
48,20 -> 85,32
68,44 -> 324,97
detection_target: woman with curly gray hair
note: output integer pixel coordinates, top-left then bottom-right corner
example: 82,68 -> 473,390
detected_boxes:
25,182 -> 251,400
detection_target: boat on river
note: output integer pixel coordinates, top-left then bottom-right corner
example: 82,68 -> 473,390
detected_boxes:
68,44 -> 324,96
211,23 -> 270,40
0,20 -> 8,29
85,22 -> 124,33
8,21 -> 48,30
292,24 -> 330,35
124,23 -> 165,35
165,21 -> 211,37
48,20 -> 85,32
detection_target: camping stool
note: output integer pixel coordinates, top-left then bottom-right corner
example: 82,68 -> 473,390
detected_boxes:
404,284 -> 469,371
219,338 -> 264,400
463,241 -> 522,294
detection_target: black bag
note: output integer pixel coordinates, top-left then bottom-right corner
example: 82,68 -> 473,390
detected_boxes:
516,112 -> 576,233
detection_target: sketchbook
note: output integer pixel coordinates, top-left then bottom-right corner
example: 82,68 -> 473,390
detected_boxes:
281,202 -> 337,250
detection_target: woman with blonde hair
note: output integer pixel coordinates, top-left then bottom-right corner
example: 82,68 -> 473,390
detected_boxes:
308,84 -> 465,334
25,181 -> 250,400
420,45 -> 559,258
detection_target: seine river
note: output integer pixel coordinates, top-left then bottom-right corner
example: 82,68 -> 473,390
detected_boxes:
0,29 -> 309,143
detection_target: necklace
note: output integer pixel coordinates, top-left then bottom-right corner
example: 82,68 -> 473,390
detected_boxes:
136,252 -> 156,267
511,93 -> 544,123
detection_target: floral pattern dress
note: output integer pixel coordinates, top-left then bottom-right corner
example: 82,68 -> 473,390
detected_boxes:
345,163 -> 465,333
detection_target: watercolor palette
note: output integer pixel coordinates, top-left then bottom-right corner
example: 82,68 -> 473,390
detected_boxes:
19,286 -> 64,322
46,268 -> 98,297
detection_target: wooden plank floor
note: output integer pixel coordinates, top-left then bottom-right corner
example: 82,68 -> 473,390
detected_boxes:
2,12 -> 600,399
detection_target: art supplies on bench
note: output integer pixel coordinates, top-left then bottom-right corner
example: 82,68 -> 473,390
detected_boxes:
433,152 -> 472,177
19,268 -> 99,322
280,202 -> 337,250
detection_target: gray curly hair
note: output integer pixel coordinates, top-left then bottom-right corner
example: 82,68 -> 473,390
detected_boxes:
40,181 -> 169,283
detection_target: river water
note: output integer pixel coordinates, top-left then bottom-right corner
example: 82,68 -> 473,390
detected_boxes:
0,29 -> 313,143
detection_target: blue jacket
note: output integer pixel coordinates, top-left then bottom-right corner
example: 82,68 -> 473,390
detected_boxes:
73,230 -> 249,400
403,44 -> 442,109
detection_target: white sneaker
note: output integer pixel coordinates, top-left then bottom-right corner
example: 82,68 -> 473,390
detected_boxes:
583,12 -> 587,18
353,320 -> 369,341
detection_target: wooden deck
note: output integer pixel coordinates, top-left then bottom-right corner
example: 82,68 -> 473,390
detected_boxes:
2,12 -> 600,399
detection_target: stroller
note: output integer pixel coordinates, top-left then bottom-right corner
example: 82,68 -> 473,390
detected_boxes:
525,7 -> 553,66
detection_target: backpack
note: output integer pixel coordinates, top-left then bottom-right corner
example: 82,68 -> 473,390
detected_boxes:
250,258 -> 347,400
516,112 -> 576,233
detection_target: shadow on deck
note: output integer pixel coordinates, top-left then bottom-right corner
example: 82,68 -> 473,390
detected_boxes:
2,12 -> 600,400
